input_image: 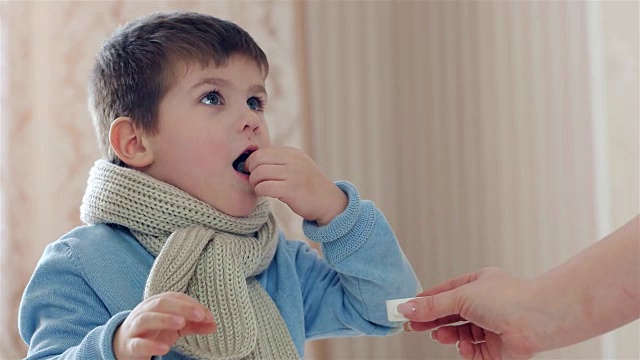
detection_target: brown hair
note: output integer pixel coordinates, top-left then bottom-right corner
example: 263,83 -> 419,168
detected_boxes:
88,11 -> 269,164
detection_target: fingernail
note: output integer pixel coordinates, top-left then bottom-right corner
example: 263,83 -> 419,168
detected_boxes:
193,309 -> 204,320
456,341 -> 461,352
397,302 -> 416,316
403,322 -> 413,332
430,330 -> 437,341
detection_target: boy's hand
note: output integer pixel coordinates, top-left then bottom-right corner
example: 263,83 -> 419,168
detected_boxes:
113,292 -> 216,359
246,146 -> 347,225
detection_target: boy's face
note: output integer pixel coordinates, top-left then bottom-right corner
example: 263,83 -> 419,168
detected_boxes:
145,55 -> 271,217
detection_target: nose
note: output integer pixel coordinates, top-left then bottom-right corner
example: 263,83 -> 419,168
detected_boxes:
238,108 -> 261,135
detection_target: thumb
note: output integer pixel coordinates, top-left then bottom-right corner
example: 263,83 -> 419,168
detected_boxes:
399,289 -> 463,322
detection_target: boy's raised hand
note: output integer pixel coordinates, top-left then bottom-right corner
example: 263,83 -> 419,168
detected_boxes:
113,291 -> 216,359
246,146 -> 347,225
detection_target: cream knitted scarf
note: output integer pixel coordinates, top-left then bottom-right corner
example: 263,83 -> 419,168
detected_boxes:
80,160 -> 299,359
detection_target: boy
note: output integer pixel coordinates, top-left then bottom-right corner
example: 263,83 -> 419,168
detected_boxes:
19,11 -> 420,359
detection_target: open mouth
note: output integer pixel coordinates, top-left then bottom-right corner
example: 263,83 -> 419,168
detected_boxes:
232,150 -> 254,175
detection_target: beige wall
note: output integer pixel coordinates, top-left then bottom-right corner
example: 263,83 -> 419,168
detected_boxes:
304,1 -> 637,359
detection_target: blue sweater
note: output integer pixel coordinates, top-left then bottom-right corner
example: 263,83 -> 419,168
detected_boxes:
19,182 -> 420,359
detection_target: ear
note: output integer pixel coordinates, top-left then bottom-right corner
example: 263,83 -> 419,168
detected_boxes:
109,117 -> 154,168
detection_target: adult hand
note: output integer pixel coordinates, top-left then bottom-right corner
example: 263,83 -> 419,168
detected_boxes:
399,267 -> 545,359
113,291 -> 216,359
400,215 -> 640,360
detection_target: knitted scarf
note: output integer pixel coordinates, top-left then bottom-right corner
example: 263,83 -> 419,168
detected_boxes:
80,160 -> 299,359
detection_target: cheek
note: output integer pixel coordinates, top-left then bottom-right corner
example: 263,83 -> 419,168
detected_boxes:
191,135 -> 231,168
261,123 -> 272,145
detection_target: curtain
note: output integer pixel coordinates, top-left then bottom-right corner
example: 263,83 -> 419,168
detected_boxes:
0,1 -> 306,358
302,1 -> 638,359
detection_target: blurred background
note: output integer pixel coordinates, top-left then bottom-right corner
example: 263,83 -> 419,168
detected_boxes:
0,0 -> 637,359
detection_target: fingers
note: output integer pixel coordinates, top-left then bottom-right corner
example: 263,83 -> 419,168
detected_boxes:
126,337 -> 171,358
245,147 -> 295,173
245,149 -> 301,200
457,340 -> 498,360
406,314 -> 466,332
179,320 -> 218,337
248,164 -> 288,187
129,312 -> 186,337
253,180 -> 287,199
457,340 -> 477,360
430,323 -> 486,345
116,292 -> 218,359
399,291 -> 463,322
128,311 -> 216,338
417,325 -> 493,360
143,292 -> 214,324
470,323 -> 487,344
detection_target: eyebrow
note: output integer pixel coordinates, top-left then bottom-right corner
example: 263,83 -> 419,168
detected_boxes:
191,77 -> 267,96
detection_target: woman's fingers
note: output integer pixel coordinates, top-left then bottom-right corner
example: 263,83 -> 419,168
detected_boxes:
401,290 -> 464,323
406,314 -> 466,332
434,323 -> 471,344
457,340 -> 477,360
470,323 -> 487,343
457,339 -> 499,360
431,323 -> 486,344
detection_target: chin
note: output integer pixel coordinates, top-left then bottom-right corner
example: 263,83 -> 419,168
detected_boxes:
226,207 -> 256,218
224,199 -> 259,218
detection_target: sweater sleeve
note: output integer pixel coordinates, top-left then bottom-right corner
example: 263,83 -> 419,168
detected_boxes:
19,240 -> 127,359
299,181 -> 421,339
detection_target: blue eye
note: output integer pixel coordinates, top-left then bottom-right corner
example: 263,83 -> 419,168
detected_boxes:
200,91 -> 222,106
247,97 -> 264,111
